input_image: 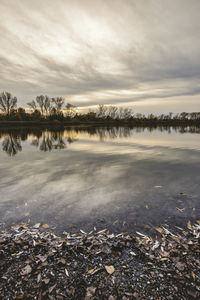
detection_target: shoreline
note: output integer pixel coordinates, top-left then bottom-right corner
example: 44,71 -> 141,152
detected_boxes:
0,222 -> 199,299
0,120 -> 200,128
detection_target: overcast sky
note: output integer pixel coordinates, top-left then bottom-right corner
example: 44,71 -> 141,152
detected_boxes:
0,0 -> 200,113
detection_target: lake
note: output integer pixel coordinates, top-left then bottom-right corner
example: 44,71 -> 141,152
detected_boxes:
0,126 -> 199,234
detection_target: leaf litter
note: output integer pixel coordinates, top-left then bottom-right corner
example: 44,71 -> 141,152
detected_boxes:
0,221 -> 199,299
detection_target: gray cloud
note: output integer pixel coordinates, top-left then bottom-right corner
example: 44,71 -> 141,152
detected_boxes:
0,0 -> 200,112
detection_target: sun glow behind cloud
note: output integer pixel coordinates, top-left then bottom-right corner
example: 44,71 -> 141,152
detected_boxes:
0,0 -> 200,113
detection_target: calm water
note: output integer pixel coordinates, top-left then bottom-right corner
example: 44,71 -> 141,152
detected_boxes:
0,126 -> 199,234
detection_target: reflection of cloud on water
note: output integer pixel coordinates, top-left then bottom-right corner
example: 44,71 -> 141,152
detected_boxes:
0,127 -> 200,228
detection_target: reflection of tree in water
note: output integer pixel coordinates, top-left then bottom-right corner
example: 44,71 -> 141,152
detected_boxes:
2,134 -> 22,156
1,126 -> 200,156
84,125 -> 200,141
39,135 -> 53,152
31,131 -> 78,152
87,127 -> 132,141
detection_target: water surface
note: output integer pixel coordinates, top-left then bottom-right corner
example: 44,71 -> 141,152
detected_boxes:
0,126 -> 199,234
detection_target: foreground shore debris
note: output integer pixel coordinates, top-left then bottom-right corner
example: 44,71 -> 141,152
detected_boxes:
0,222 -> 199,299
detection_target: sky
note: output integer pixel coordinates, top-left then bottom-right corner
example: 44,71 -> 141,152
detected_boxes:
0,0 -> 200,113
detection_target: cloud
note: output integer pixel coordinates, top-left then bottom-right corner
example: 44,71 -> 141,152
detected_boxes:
0,0 -> 200,112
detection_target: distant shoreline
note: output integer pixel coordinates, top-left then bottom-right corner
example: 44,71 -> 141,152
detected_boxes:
0,119 -> 200,128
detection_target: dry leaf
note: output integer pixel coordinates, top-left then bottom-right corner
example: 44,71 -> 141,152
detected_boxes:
160,258 -> 168,261
65,268 -> 69,276
191,271 -> 195,280
85,287 -> 96,299
133,292 -> 139,299
176,207 -> 184,213
43,278 -> 50,284
176,262 -> 185,271
155,227 -> 163,234
105,265 -> 115,274
145,205 -> 149,209
42,224 -> 49,229
16,295 -> 25,299
24,212 -> 30,217
49,284 -> 56,293
37,255 -> 47,262
37,273 -> 41,283
33,223 -> 40,228
187,222 -> 192,229
87,269 -> 95,274
58,258 -> 66,265
21,264 -> 32,275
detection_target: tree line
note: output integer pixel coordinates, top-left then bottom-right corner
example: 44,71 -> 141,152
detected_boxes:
0,91 -> 200,125
0,92 -> 77,122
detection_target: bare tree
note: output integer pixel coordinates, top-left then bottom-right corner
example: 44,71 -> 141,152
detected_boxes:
44,96 -> 52,116
65,103 -> 77,117
118,107 -> 133,119
0,92 -> 17,116
96,104 -> 108,118
27,100 -> 37,111
36,95 -> 45,115
35,95 -> 52,116
107,106 -> 118,119
52,97 -> 65,112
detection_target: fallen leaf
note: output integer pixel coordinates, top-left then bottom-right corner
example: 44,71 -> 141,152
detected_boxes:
33,223 -> 40,228
37,273 -> 41,283
145,205 -> 149,209
57,258 -> 66,265
42,224 -> 49,229
176,262 -> 185,271
87,269 -> 95,274
176,207 -> 184,213
155,227 -> 163,234
66,287 -> 75,296
187,221 -> 192,229
43,278 -> 50,284
21,265 -> 32,275
24,212 -> 30,217
108,296 -> 116,300
36,255 -> 47,262
65,268 -> 69,277
105,265 -> 115,274
133,292 -> 139,299
16,295 -> 25,299
49,284 -> 56,293
191,271 -> 195,280
85,287 -> 96,300
160,258 -> 168,261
